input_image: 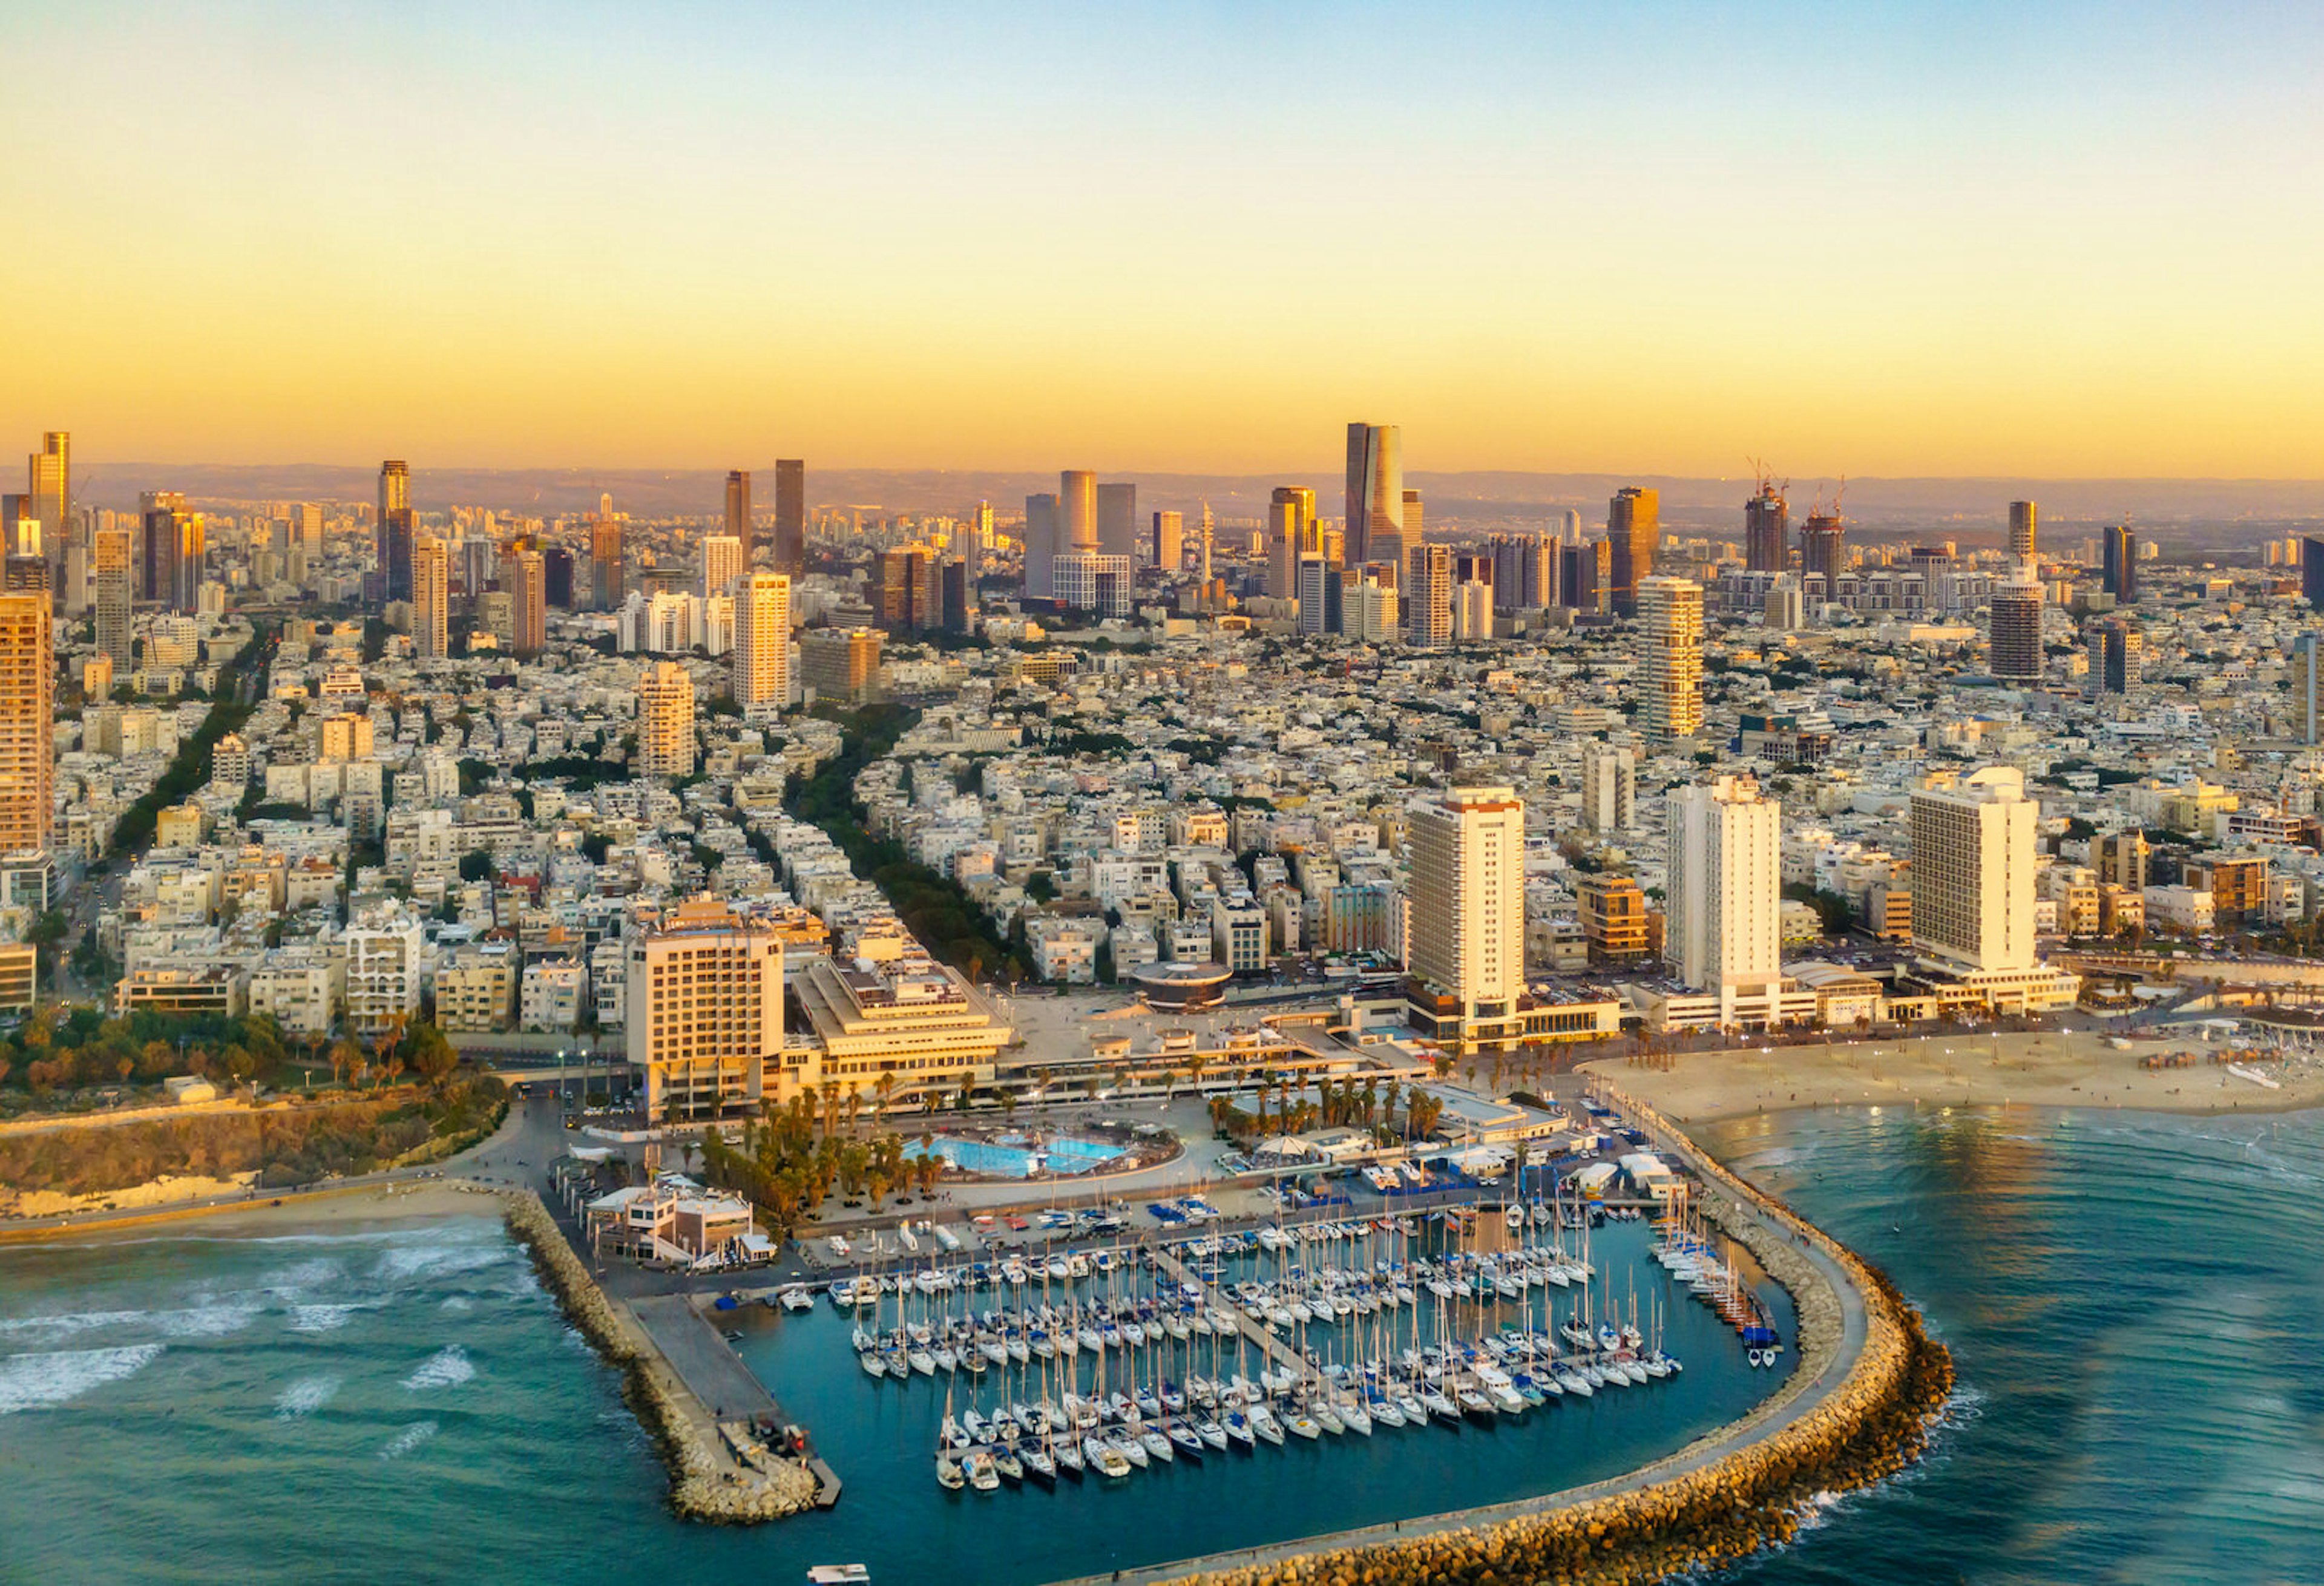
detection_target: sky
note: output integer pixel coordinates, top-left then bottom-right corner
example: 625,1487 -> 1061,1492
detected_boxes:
7,1 -> 2324,479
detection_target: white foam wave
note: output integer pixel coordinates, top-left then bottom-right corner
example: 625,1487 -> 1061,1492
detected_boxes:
378,1420 -> 438,1459
439,1297 -> 473,1313
274,1374 -> 341,1418
261,1258 -> 341,1291
154,1303 -> 263,1339
0,1344 -> 166,1415
289,1303 -> 361,1334
0,1309 -> 148,1343
376,1245 -> 507,1283
401,1346 -> 474,1391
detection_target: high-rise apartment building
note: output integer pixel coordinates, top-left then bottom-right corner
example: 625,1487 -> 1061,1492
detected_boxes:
1344,423 -> 1402,567
1638,575 -> 1704,740
2096,617 -> 2142,695
773,460 -> 806,572
1022,492 -> 1059,599
1801,511 -> 1846,591
542,546 -> 576,609
963,500 -> 993,571
1560,539 -> 1608,615
590,516 -> 623,610
138,491 -> 204,613
1401,489 -> 1423,559
94,528 -> 133,672
1295,555 -> 1330,637
701,533 -> 744,599
1406,786 -> 1525,1044
0,586 -> 54,853
1580,745 -> 1635,833
2008,500 -> 2038,560
1667,776 -> 1782,1024
413,534 -> 449,659
376,460 -> 408,598
724,469 -> 751,556
513,549 -> 546,655
635,661 -> 696,777
1911,767 -> 2038,974
1405,544 -> 1452,647
730,572 -> 790,716
801,626 -> 882,705
1096,482 -> 1137,563
1989,574 -> 2044,683
2302,540 -> 2324,613
1267,486 -> 1316,600
876,546 -> 935,631
2293,634 -> 2324,744
2102,523 -> 2138,604
1608,487 -> 1658,614
623,897 -> 786,1116
1744,480 -> 1788,574
1151,510 -> 1182,571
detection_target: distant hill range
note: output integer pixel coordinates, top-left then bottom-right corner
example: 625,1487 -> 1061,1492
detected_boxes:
71,463 -> 2324,542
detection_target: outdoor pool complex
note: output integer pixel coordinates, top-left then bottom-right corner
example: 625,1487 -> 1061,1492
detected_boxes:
904,1134 -> 1126,1178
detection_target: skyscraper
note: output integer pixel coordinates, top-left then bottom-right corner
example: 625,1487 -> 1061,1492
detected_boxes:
514,549 -> 546,655
1667,776 -> 1783,1023
1059,470 -> 1098,553
1989,573 -> 2044,683
94,528 -> 132,672
773,460 -> 806,572
1744,480 -> 1788,574
1560,539 -> 1607,615
1405,786 -> 1526,1045
28,433 -> 66,580
542,545 -> 576,609
376,460 -> 409,592
701,533 -> 744,599
1638,575 -> 1704,740
1267,487 -> 1314,600
381,508 -> 414,605
730,572 -> 790,717
1405,544 -> 1452,647
1151,510 -> 1182,571
2293,634 -> 2324,744
1608,487 -> 1658,614
1344,423 -> 1402,568
1911,767 -> 2038,973
635,661 -> 697,778
1096,482 -> 1138,563
139,491 -> 203,612
414,535 -> 449,658
591,516 -> 623,610
2102,523 -> 2137,604
1022,493 -> 1059,599
0,495 -> 34,561
876,547 -> 933,631
2302,539 -> 2324,612
2008,500 -> 2038,561
1400,489 -> 1423,562
724,470 -> 752,557
1801,510 -> 1846,592
2098,617 -> 2142,695
963,500 -> 993,572
1296,555 -> 1330,637
0,584 -> 53,853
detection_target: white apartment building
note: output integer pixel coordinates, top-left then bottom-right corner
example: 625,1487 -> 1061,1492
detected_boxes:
624,897 -> 786,1117
520,957 -> 586,1033
344,911 -> 424,1035
1909,766 -> 2079,1012
1405,785 -> 1525,1049
1580,745 -> 1635,833
1638,575 -> 1704,740
1667,776 -> 1784,1027
635,661 -> 696,778
730,572 -> 790,717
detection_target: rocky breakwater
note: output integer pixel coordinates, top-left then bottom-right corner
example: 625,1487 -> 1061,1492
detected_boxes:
1161,1122 -> 1954,1586
501,1190 -> 816,1524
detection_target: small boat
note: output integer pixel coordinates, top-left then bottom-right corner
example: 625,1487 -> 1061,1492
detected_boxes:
859,1351 -> 887,1378
1140,1427 -> 1173,1463
1284,1410 -> 1322,1440
964,1452 -> 1000,1492
1167,1423 -> 1206,1459
1086,1437 -> 1132,1478
807,1568 -> 872,1585
1020,1446 -> 1057,1486
1457,1388 -> 1495,1420
992,1448 -> 1024,1486
935,1454 -> 963,1491
908,1349 -> 936,1376
1249,1405 -> 1285,1446
1111,1429 -> 1150,1469
1195,1417 -> 1229,1451
779,1285 -> 815,1312
1054,1439 -> 1086,1479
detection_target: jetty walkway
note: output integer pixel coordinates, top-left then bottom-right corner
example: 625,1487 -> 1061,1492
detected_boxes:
1147,1245 -> 1310,1378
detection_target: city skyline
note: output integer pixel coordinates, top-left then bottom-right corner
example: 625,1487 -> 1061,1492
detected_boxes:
10,4 -> 2324,476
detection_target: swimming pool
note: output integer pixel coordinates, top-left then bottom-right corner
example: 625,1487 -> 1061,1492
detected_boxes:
903,1133 -> 1128,1178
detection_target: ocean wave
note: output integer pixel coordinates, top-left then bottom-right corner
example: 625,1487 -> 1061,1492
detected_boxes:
402,1346 -> 474,1391
440,1297 -> 472,1313
0,1344 -> 166,1415
288,1303 -> 363,1334
260,1257 -> 342,1291
378,1420 -> 438,1459
0,1309 -> 148,1344
274,1374 -> 341,1419
376,1245 -> 509,1283
154,1302 -> 264,1339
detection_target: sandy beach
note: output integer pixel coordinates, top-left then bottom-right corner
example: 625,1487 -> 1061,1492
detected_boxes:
0,1179 -> 508,1244
1580,1029 -> 2324,1125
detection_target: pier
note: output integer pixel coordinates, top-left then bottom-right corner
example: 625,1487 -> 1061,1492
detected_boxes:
1146,1244 -> 1313,1380
628,1296 -> 842,1509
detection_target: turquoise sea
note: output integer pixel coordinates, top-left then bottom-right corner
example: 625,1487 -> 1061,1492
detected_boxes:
2,1106 -> 2319,1584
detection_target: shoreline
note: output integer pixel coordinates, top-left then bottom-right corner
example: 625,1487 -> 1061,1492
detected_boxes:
0,1179 -> 506,1245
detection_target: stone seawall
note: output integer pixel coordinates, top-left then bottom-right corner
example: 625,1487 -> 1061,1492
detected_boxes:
1146,1099 -> 1954,1586
500,1190 -> 816,1523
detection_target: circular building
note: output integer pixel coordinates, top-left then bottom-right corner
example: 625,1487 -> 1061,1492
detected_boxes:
1129,960 -> 1232,1011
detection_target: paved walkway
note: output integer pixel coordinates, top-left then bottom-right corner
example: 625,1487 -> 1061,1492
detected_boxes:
630,1294 -> 779,1423
1148,1245 -> 1308,1377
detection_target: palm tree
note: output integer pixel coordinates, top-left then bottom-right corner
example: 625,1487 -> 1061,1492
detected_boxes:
873,1072 -> 897,1118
